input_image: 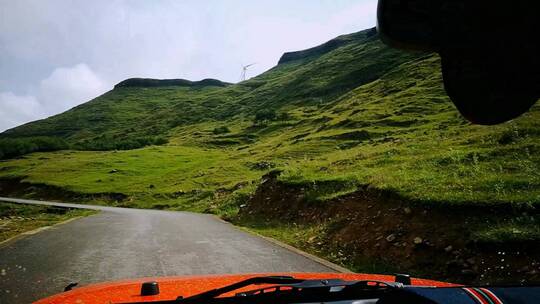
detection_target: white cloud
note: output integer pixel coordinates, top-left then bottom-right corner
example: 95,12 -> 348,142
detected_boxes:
38,64 -> 108,116
0,63 -> 109,132
328,1 -> 378,30
0,92 -> 43,131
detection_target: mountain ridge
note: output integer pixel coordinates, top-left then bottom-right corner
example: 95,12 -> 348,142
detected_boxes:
278,27 -> 378,65
113,78 -> 231,89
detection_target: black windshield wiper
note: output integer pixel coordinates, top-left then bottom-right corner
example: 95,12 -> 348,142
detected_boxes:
178,276 -> 305,303
120,275 -> 399,304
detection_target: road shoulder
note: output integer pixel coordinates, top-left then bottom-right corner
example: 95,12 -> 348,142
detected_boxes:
0,201 -> 97,246
214,215 -> 352,273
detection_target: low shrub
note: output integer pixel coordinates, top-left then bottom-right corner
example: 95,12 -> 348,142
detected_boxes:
76,136 -> 168,151
213,126 -> 231,135
0,136 -> 69,159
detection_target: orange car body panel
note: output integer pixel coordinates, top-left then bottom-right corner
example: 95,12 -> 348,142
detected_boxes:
35,272 -> 457,304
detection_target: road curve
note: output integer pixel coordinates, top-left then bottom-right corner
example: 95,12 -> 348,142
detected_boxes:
0,197 -> 335,303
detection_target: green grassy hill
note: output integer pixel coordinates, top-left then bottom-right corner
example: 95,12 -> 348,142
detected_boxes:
2,27 -> 540,208
1,29 -> 416,144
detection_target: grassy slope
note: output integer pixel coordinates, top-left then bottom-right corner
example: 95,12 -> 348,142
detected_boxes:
1,28 -> 540,209
0,202 -> 96,242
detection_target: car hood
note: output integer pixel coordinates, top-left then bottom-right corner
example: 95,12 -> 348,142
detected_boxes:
34,272 -> 454,304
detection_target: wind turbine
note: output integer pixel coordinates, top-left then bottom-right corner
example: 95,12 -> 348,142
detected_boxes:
240,63 -> 256,81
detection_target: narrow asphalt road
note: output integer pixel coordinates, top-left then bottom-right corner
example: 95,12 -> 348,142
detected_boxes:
0,197 -> 335,303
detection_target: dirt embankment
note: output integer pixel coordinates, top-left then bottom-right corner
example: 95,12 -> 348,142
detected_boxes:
238,171 -> 540,285
0,178 -> 127,204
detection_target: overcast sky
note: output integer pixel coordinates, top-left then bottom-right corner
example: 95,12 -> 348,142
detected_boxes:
0,0 -> 377,132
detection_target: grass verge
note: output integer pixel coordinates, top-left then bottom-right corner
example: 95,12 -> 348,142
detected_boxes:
0,202 -> 96,243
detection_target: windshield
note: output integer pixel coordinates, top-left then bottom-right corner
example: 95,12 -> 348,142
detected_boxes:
0,1 -> 539,303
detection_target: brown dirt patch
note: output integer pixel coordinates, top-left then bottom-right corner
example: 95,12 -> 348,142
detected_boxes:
238,172 -> 540,285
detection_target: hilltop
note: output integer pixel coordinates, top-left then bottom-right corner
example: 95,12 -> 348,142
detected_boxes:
1,27 -> 539,284
113,78 -> 231,89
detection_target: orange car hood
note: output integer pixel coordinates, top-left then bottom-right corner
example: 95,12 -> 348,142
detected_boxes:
35,272 -> 456,304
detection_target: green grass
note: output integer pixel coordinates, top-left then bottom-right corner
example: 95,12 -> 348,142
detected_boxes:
1,27 -> 540,210
0,202 -> 96,242
473,216 -> 540,243
0,146 -> 262,209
